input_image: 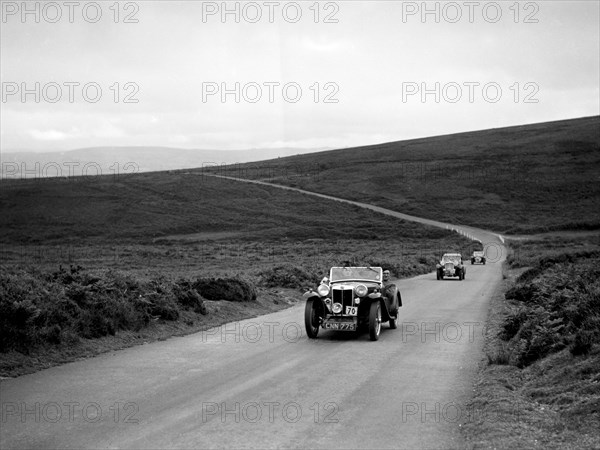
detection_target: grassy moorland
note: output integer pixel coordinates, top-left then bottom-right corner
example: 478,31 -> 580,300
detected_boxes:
0,171 -> 473,376
462,237 -> 600,449
0,171 -> 474,277
201,116 -> 600,234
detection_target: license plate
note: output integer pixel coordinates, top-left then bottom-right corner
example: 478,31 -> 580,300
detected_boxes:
323,322 -> 356,331
345,306 -> 358,316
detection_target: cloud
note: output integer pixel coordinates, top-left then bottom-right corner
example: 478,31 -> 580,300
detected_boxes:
2,2 -> 598,152
29,129 -> 70,141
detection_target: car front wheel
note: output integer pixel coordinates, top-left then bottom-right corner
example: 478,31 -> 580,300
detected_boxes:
369,301 -> 382,341
304,299 -> 320,339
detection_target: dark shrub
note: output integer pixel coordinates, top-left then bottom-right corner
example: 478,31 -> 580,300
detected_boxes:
571,330 -> 594,356
258,265 -> 315,289
149,301 -> 180,321
505,284 -> 539,303
39,324 -> 62,344
0,298 -> 39,352
78,308 -> 116,338
500,254 -> 599,367
0,265 -> 211,353
173,280 -> 208,314
194,277 -> 257,302
500,308 -> 530,341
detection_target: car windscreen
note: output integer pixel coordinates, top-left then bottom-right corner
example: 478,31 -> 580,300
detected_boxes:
441,255 -> 461,264
330,267 -> 381,282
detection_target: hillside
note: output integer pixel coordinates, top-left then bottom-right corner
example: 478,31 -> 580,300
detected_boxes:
0,171 -> 455,245
0,169 -> 473,281
0,146 -> 330,178
200,116 -> 600,234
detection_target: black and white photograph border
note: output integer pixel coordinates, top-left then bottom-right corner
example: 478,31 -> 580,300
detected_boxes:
1,1 -> 599,449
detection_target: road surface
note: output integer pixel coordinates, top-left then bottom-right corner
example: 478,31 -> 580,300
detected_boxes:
0,178 -> 505,449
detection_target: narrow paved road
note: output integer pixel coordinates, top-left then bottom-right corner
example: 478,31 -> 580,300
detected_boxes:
0,177 -> 506,449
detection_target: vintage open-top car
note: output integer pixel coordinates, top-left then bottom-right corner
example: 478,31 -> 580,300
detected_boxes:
303,267 -> 401,341
471,251 -> 486,265
436,253 -> 466,280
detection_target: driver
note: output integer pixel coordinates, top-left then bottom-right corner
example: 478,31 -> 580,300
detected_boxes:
382,269 -> 391,285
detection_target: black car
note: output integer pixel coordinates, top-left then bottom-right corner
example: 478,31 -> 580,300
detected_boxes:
436,253 -> 466,280
471,251 -> 486,265
303,267 -> 402,341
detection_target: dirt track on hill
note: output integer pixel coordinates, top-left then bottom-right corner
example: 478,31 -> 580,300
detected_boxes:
0,177 -> 506,449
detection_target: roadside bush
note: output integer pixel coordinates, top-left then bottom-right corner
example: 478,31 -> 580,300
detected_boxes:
173,279 -> 208,314
516,250 -> 600,284
505,284 -> 539,304
0,298 -> 39,353
0,265 -> 209,353
500,254 -> 600,366
193,277 -> 257,302
257,265 -> 316,289
500,307 -> 529,341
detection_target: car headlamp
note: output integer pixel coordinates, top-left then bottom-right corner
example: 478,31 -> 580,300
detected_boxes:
355,284 -> 368,297
317,284 -> 330,297
332,303 -> 343,314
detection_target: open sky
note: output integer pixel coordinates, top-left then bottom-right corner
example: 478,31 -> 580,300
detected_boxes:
1,0 -> 599,152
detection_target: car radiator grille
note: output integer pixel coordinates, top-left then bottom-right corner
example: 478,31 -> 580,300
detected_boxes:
332,288 -> 353,312
445,263 -> 454,271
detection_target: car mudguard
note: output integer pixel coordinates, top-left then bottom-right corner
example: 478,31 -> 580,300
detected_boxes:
384,284 -> 403,308
358,297 -> 389,321
302,290 -> 320,301
364,295 -> 395,322
379,298 -> 395,322
302,292 -> 326,311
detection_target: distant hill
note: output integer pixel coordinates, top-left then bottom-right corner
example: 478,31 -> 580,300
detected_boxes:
199,116 -> 600,234
2,116 -> 598,236
0,161 -> 463,248
0,146 -> 331,179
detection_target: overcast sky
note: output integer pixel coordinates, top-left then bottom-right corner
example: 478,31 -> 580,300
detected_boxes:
1,1 -> 599,152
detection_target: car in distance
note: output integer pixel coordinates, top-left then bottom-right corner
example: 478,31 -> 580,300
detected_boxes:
471,251 -> 486,265
303,267 -> 402,341
436,253 -> 466,280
